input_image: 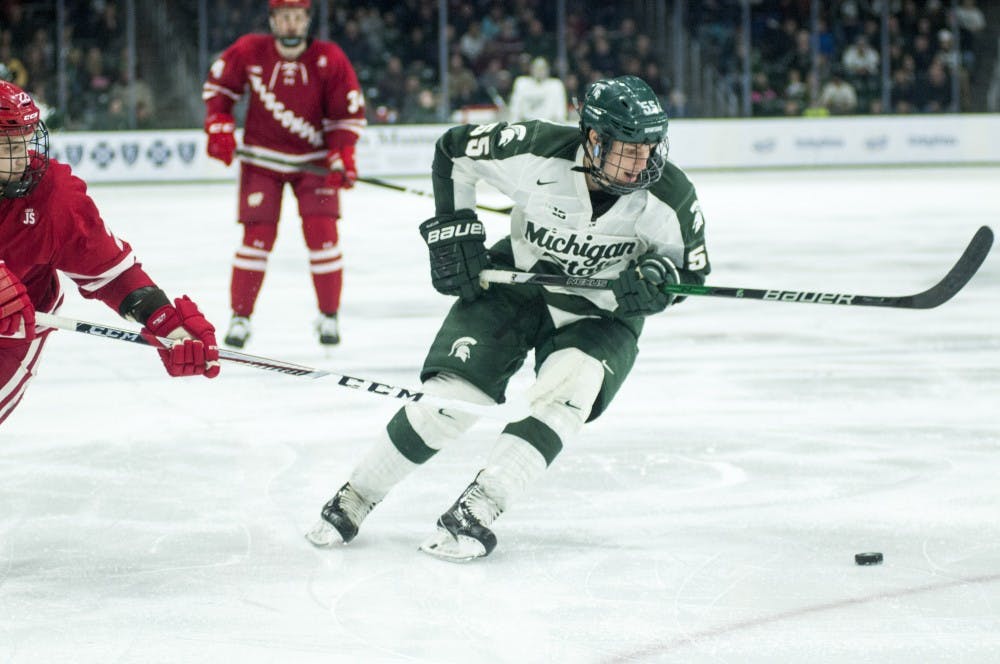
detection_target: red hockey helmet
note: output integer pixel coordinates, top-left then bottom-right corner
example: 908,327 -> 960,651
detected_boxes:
269,0 -> 311,9
0,80 -> 49,199
0,80 -> 41,136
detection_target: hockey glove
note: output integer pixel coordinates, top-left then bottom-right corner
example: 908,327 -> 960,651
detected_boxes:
419,209 -> 489,301
205,112 -> 236,166
0,260 -> 35,339
612,253 -> 679,318
324,144 -> 357,189
140,296 -> 221,378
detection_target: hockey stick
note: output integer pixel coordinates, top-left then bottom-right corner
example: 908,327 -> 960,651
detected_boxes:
234,149 -> 513,215
33,312 -> 520,419
480,225 -> 993,310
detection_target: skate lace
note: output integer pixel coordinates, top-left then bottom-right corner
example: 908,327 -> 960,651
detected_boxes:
318,316 -> 339,334
461,483 -> 502,526
336,485 -> 375,524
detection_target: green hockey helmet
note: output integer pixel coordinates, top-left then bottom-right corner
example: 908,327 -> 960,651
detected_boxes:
579,75 -> 669,194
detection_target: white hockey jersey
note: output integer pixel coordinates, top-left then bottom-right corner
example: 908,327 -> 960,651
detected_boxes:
430,121 -> 710,321
508,76 -> 568,123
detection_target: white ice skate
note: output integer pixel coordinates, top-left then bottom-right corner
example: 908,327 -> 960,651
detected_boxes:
306,482 -> 377,547
224,315 -> 251,348
419,479 -> 503,562
316,313 -> 340,345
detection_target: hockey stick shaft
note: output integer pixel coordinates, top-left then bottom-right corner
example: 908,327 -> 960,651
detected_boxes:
234,149 -> 513,215
34,312 -> 517,419
480,225 -> 993,310
235,149 -> 329,176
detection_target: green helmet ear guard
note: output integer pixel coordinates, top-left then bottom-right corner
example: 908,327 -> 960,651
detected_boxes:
578,75 -> 669,194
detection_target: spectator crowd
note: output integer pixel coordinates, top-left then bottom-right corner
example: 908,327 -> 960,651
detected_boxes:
1,0 -> 994,130
1,0 -> 157,129
693,0 -> 991,116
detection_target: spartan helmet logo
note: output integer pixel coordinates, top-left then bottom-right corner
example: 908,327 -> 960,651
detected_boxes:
448,336 -> 478,363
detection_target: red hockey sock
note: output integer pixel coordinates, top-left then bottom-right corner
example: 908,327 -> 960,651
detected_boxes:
231,224 -> 276,317
230,266 -> 266,317
303,215 -> 342,315
312,269 -> 342,315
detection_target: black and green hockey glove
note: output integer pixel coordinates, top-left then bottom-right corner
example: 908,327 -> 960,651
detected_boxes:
419,209 -> 489,301
612,253 -> 679,317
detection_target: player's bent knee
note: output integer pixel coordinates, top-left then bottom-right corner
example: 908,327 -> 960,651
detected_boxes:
403,372 -> 495,447
529,349 -> 604,440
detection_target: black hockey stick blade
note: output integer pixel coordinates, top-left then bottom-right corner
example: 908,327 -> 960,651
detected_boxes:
674,224 -> 994,309
479,225 -> 993,310
898,225 -> 993,309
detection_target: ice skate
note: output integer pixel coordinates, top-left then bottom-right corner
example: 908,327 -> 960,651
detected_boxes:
306,482 -> 377,546
419,478 -> 503,562
316,313 -> 340,345
223,315 -> 251,348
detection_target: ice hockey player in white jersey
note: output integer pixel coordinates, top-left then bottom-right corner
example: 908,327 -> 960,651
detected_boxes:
307,75 -> 711,561
507,57 -> 568,123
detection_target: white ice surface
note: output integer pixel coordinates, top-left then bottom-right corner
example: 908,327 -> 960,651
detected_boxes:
2,167 -> 999,663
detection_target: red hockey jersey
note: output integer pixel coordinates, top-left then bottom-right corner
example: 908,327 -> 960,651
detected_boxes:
0,159 -> 155,345
202,35 -> 366,168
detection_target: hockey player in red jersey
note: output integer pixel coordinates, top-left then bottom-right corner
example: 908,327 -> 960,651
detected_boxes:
203,0 -> 366,348
0,81 -> 220,426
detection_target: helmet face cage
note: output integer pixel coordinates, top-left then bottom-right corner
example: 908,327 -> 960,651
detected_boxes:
587,133 -> 669,195
1,120 -> 49,199
579,75 -> 669,195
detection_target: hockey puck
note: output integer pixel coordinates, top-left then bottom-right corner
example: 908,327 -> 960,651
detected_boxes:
854,552 -> 883,566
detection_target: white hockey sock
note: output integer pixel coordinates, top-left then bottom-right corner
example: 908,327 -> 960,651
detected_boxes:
476,433 -> 548,511
349,431 -> 419,502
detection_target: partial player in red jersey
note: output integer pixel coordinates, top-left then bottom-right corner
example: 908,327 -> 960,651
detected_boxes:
202,0 -> 366,348
0,81 -> 220,426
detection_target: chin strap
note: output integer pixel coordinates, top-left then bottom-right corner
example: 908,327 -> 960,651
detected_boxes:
1,179 -> 28,198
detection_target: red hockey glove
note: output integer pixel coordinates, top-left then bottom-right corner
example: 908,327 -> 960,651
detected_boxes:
140,296 -> 221,378
324,144 -> 357,189
205,112 -> 236,166
0,260 -> 35,339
